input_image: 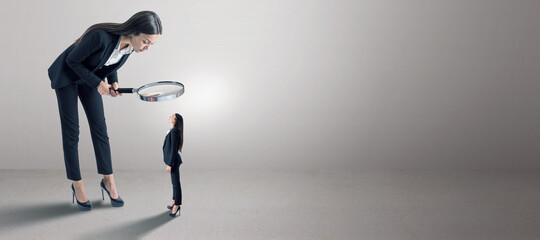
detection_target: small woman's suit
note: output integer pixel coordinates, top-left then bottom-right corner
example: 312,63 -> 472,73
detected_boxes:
48,29 -> 131,181
163,128 -> 183,205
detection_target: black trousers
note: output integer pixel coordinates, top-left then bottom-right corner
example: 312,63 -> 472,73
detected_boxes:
170,164 -> 182,205
55,83 -> 113,181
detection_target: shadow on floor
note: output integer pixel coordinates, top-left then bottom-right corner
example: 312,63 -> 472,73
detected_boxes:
0,201 -> 86,231
77,211 -> 174,240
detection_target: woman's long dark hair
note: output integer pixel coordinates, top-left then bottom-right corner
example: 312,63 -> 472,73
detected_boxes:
74,10 -> 162,45
174,113 -> 184,152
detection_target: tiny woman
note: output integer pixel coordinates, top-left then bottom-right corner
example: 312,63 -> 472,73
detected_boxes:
164,113 -> 184,217
48,11 -> 162,211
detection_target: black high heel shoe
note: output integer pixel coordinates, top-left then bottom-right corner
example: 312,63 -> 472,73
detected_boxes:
100,180 -> 124,207
71,184 -> 92,211
167,201 -> 180,209
169,205 -> 181,217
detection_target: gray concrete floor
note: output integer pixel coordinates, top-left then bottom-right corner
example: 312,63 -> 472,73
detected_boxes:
1,169 -> 540,240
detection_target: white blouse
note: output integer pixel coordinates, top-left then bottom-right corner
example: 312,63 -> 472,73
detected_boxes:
103,36 -> 133,66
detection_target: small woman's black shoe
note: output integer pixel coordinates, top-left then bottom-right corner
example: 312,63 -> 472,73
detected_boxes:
100,180 -> 124,207
71,184 -> 92,211
167,205 -> 173,210
169,206 -> 181,217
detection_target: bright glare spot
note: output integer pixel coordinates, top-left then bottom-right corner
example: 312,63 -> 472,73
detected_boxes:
183,74 -> 232,116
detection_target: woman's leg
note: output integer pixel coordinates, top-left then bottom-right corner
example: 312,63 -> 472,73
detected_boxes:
170,165 -> 182,206
78,83 -> 112,175
55,84 -> 88,202
55,84 -> 82,181
78,83 -> 120,198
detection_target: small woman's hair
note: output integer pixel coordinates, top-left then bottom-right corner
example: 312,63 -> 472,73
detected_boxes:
174,113 -> 184,152
74,10 -> 162,45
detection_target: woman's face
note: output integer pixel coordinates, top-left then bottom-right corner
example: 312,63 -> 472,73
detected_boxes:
130,33 -> 160,53
169,114 -> 176,125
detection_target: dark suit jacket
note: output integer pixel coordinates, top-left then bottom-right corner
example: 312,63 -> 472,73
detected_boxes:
48,29 -> 131,89
163,128 -> 182,167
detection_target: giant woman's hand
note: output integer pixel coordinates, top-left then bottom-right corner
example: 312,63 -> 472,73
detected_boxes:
97,82 -> 111,96
110,82 -> 122,97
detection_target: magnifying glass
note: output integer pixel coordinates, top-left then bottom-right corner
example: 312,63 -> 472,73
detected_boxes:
114,81 -> 185,102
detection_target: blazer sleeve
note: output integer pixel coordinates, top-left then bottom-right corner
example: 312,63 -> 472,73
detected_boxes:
65,30 -> 106,88
107,71 -> 118,84
166,129 -> 180,166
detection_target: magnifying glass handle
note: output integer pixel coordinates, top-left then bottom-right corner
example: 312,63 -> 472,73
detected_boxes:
116,88 -> 135,93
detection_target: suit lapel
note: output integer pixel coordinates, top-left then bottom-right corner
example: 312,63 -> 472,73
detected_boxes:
95,34 -> 121,70
163,130 -> 171,149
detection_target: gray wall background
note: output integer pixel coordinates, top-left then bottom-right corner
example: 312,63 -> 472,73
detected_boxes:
1,0 -> 540,170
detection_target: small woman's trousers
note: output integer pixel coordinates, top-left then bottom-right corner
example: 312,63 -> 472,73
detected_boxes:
170,164 -> 182,205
